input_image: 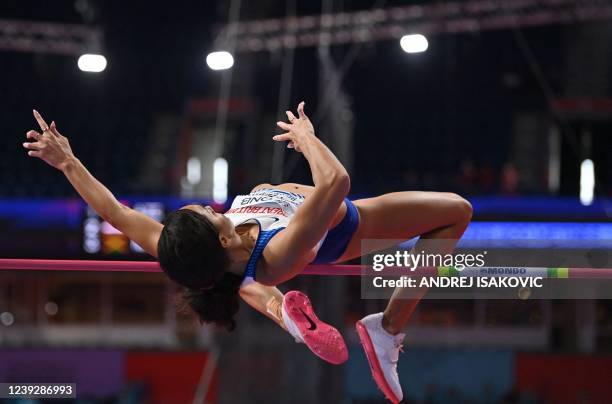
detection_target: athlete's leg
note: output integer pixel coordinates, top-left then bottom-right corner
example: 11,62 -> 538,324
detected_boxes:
337,191 -> 472,329
239,282 -> 347,364
337,191 -> 472,262
342,191 -> 472,403
382,220 -> 470,333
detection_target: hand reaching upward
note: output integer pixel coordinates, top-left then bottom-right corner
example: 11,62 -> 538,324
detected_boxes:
273,101 -> 315,153
23,110 -> 76,171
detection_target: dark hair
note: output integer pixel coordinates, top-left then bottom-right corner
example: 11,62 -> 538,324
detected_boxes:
157,209 -> 242,331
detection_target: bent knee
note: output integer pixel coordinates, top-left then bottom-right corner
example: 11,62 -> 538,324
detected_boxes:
441,193 -> 473,222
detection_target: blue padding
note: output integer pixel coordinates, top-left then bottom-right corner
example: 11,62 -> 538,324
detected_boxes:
469,196 -> 611,218
399,221 -> 612,249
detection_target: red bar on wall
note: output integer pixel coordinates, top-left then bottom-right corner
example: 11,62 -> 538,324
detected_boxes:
125,351 -> 217,404
515,353 -> 612,404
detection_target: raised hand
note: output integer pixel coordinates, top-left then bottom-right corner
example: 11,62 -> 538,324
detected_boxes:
273,101 -> 315,153
23,110 -> 76,171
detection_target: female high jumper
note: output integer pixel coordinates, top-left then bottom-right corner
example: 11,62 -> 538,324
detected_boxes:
24,103 -> 472,403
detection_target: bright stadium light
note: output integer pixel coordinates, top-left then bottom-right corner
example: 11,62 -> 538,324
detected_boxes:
77,54 -> 107,73
580,159 -> 595,206
213,157 -> 228,203
400,34 -> 429,54
206,51 -> 234,70
186,157 -> 202,185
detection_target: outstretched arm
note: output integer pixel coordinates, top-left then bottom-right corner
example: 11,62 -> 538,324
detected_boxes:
24,110 -> 290,331
24,110 -> 162,256
263,102 -> 350,284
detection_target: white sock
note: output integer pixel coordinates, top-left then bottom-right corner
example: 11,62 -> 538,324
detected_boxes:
281,300 -> 305,343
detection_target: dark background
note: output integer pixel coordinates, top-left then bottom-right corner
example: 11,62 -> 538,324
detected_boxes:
1,1 -> 612,404
0,0 -> 609,199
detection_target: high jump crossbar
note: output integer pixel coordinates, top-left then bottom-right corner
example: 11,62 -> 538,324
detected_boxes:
0,259 -> 610,279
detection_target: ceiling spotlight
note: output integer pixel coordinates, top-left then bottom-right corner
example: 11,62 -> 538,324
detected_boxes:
78,53 -> 107,73
206,51 -> 234,71
400,34 -> 428,54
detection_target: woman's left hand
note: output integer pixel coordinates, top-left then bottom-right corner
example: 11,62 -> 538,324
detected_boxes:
23,110 -> 76,171
273,101 -> 315,152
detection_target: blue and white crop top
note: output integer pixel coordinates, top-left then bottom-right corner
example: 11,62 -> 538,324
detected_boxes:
224,188 -> 305,230
223,188 -> 326,287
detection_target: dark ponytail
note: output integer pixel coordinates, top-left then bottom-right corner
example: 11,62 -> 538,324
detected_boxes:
181,272 -> 243,331
158,209 -> 242,331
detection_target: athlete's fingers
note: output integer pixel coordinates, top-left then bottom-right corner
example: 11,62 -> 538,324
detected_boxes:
33,109 -> 50,132
297,101 -> 306,119
23,141 -> 43,150
26,130 -> 41,140
50,121 -> 61,137
276,121 -> 292,131
272,133 -> 291,142
273,133 -> 292,142
27,150 -> 42,157
287,141 -> 295,148
286,110 -> 298,122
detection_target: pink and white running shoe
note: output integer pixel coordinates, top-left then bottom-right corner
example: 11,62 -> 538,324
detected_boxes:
282,291 -> 348,365
356,312 -> 405,403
